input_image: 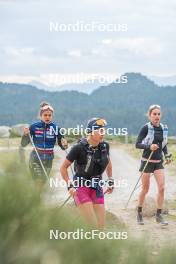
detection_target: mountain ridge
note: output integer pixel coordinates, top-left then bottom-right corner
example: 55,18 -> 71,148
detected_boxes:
0,73 -> 175,135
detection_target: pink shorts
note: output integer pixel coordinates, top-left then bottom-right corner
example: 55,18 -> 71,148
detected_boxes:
74,186 -> 104,206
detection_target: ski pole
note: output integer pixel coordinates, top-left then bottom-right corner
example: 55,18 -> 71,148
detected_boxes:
133,153 -> 173,192
56,148 -> 76,211
29,133 -> 72,209
125,151 -> 154,209
58,195 -> 72,211
28,133 -> 50,182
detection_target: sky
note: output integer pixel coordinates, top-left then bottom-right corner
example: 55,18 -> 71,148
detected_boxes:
0,0 -> 176,86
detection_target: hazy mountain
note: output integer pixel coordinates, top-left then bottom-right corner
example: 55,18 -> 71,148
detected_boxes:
1,73 -> 176,135
29,81 -> 51,91
29,80 -> 109,94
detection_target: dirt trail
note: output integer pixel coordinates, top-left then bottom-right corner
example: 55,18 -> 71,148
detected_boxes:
1,144 -> 175,250
105,146 -> 176,249
47,145 -> 176,249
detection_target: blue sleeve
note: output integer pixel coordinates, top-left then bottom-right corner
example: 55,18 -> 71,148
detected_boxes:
30,124 -> 34,137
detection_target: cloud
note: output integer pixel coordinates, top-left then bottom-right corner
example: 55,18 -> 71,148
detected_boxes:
68,49 -> 82,58
4,47 -> 34,57
102,38 -> 163,56
0,0 -> 175,77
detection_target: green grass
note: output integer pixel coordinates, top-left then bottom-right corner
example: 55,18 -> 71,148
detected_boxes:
0,138 -> 21,147
0,157 -> 176,263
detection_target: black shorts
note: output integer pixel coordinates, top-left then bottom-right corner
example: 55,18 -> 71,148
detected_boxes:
29,155 -> 53,182
139,161 -> 164,173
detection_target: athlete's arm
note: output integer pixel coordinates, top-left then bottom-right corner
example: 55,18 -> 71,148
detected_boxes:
163,145 -> 172,164
136,125 -> 150,150
21,126 -> 32,147
106,160 -> 112,178
105,144 -> 113,192
58,137 -> 68,150
60,159 -> 72,184
60,144 -> 80,196
105,159 -> 114,194
60,159 -> 76,197
57,128 -> 68,150
162,144 -> 168,156
136,126 -> 159,151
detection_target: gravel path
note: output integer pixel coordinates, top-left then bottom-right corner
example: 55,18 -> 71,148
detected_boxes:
48,145 -> 176,249
2,144 -> 175,249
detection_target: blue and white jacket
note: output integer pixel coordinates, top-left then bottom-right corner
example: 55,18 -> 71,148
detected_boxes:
21,120 -> 64,160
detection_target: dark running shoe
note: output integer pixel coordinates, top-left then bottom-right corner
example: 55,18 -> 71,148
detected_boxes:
156,214 -> 168,226
137,212 -> 144,225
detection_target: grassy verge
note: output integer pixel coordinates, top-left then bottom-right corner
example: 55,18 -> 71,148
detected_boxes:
0,157 -> 176,263
0,138 -> 21,147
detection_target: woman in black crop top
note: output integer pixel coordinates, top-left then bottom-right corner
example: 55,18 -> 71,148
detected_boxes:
135,105 -> 171,226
